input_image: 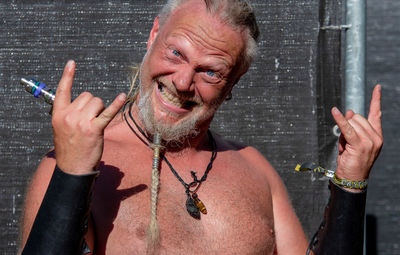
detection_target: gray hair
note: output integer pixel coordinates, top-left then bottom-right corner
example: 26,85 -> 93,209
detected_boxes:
158,0 -> 259,73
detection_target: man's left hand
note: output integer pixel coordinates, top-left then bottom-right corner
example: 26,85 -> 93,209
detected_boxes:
331,84 -> 383,183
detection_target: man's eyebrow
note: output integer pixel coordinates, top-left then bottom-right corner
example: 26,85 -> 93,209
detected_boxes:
203,60 -> 230,71
166,33 -> 234,69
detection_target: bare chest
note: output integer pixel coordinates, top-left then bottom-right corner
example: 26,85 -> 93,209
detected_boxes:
91,148 -> 276,254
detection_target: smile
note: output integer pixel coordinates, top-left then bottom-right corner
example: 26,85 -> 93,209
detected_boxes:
157,81 -> 197,110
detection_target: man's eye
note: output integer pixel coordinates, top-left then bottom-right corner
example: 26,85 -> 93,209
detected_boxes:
206,70 -> 216,77
172,49 -> 180,57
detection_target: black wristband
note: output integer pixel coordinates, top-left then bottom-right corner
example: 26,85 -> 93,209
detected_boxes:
22,166 -> 98,255
310,181 -> 367,255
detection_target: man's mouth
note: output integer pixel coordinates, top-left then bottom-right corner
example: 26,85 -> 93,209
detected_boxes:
157,82 -> 197,109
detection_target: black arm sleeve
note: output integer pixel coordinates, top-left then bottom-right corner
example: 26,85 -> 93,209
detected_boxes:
22,166 -> 98,255
310,181 -> 367,255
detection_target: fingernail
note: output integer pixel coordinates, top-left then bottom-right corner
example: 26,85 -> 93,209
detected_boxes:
66,60 -> 75,70
118,93 -> 127,101
332,107 -> 340,115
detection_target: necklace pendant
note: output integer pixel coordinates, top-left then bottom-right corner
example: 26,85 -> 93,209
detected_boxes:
192,193 -> 207,214
186,194 -> 200,219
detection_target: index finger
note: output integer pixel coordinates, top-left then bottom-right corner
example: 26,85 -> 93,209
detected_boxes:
367,84 -> 382,136
53,60 -> 75,112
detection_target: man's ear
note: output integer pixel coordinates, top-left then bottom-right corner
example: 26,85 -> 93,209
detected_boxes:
147,16 -> 160,50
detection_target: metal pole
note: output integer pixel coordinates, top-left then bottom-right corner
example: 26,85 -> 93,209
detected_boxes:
345,0 -> 366,115
345,1 -> 367,254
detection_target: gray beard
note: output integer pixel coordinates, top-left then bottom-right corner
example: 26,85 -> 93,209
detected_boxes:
137,85 -> 203,145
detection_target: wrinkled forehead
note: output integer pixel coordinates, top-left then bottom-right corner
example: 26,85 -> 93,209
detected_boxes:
160,1 -> 246,61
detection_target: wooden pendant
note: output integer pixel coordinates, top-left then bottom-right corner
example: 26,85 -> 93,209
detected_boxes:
186,195 -> 200,219
192,193 -> 207,214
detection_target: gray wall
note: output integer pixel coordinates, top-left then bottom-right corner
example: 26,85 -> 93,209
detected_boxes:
365,0 -> 400,254
0,0 -> 398,254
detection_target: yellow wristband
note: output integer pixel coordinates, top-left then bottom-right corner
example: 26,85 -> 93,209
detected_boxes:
295,162 -> 368,190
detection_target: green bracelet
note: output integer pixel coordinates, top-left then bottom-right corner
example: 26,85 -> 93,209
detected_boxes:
295,162 -> 368,190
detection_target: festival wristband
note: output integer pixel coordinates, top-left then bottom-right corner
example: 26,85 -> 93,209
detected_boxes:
22,165 -> 98,255
295,162 -> 368,190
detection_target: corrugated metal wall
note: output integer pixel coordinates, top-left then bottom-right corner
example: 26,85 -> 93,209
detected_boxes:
0,0 -> 398,254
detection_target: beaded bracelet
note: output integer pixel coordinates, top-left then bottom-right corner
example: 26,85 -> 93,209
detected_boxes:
295,162 -> 368,190
332,173 -> 368,190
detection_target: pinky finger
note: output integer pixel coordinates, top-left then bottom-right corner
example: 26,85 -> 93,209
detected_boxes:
94,93 -> 127,129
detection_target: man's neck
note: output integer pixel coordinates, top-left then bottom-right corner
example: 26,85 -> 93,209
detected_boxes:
125,102 -> 213,156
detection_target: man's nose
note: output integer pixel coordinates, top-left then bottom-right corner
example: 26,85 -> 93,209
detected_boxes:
172,67 -> 195,92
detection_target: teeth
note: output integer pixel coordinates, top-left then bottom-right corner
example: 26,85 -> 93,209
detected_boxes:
159,85 -> 184,108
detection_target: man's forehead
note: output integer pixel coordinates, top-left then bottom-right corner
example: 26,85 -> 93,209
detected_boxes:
160,1 -> 245,61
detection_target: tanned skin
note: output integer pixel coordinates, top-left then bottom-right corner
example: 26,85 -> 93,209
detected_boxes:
20,1 -> 383,254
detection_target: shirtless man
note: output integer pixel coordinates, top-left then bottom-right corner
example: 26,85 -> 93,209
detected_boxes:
20,0 -> 383,254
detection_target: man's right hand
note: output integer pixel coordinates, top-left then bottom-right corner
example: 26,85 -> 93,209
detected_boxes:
52,60 -> 126,175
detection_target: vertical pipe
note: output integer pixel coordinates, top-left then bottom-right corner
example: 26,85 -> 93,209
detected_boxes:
345,0 -> 366,115
345,2 -> 367,254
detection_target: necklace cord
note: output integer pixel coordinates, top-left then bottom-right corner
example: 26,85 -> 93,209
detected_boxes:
123,103 -> 217,194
